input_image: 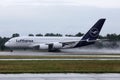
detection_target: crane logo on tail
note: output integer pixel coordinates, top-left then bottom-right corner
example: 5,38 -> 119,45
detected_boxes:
90,28 -> 99,37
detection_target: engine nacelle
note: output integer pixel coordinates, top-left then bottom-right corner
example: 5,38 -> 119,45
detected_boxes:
39,44 -> 49,50
52,42 -> 63,49
33,43 -> 63,50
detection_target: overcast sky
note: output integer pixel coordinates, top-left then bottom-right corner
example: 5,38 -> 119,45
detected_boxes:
0,0 -> 120,37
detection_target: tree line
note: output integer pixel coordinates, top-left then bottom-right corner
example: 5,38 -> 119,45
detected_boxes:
12,32 -> 84,37
0,32 -> 120,51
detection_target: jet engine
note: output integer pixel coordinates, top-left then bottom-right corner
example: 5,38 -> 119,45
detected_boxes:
52,42 -> 63,49
33,42 -> 63,51
33,44 -> 48,50
39,44 -> 49,49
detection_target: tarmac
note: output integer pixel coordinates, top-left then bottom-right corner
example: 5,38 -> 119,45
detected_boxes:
0,48 -> 120,60
0,73 -> 120,80
0,48 -> 120,56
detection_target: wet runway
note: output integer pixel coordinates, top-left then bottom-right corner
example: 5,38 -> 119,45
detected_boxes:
0,49 -> 120,60
1,58 -> 120,60
1,48 -> 120,56
0,73 -> 120,80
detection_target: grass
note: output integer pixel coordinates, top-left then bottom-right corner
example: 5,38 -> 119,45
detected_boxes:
0,60 -> 120,73
0,55 -> 120,59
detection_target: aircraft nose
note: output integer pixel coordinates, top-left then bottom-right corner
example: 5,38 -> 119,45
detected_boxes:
4,42 -> 10,47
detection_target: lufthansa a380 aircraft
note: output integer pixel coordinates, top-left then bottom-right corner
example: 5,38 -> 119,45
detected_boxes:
5,19 -> 106,52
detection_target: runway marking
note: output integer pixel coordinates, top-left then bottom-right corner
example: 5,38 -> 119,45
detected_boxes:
0,58 -> 120,61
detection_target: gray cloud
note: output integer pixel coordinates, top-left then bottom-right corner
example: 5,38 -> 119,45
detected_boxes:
0,0 -> 120,8
0,0 -> 119,37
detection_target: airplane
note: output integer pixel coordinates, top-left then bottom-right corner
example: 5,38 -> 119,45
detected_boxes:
5,18 -> 106,52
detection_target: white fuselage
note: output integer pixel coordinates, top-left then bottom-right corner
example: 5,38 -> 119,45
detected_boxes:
5,36 -> 81,49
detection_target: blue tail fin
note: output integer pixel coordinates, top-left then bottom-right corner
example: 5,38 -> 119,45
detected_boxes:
74,18 -> 106,47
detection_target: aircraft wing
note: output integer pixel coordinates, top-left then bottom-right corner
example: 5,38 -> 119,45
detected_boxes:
30,40 -> 79,50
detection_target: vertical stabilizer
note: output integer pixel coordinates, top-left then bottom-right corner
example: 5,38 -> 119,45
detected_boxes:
75,18 -> 106,47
